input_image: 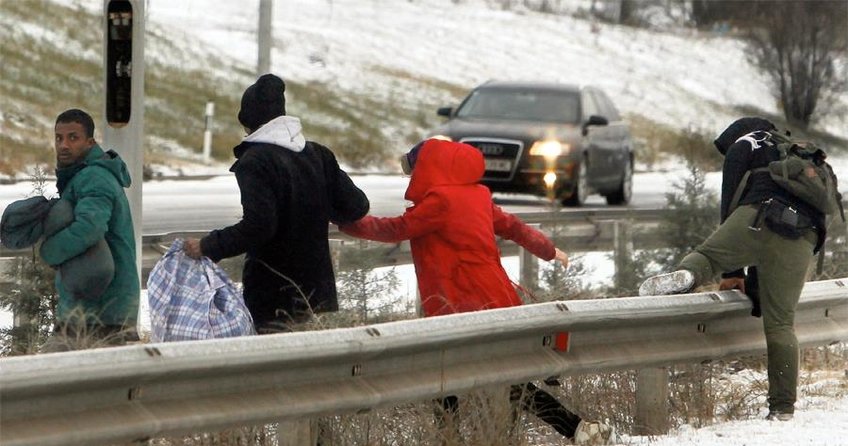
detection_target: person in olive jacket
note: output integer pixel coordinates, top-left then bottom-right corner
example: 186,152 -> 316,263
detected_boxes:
184,74 -> 369,333
639,117 -> 826,421
40,108 -> 140,351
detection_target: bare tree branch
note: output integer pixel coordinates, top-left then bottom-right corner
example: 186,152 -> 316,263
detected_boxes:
746,1 -> 848,128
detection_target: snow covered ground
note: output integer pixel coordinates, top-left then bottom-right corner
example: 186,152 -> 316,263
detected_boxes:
628,391 -> 848,446
3,1 -> 847,444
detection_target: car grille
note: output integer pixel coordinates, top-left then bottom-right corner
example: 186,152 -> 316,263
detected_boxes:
459,138 -> 523,180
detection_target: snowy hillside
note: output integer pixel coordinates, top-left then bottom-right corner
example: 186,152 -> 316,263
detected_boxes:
1,3 -> 847,445
3,0 -> 846,175
142,0 -> 847,144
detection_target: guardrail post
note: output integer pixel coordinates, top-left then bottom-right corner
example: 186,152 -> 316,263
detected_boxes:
519,224 -> 540,291
613,220 -> 633,290
0,256 -> 15,291
3,256 -> 38,353
634,367 -> 670,435
329,239 -> 344,276
278,419 -> 316,446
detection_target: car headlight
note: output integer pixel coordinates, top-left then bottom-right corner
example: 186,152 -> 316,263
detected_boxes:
543,172 -> 557,188
529,140 -> 570,160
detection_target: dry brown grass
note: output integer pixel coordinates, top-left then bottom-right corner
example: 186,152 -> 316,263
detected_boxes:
139,343 -> 845,445
135,236 -> 848,444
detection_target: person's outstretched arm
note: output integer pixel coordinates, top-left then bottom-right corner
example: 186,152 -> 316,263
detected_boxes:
195,155 -> 280,261
719,135 -> 757,280
720,137 -> 755,223
320,145 -> 370,224
492,204 -> 566,266
340,194 -> 448,243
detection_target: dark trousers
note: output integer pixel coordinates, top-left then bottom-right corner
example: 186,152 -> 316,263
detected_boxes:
438,382 -> 582,439
678,205 -> 816,413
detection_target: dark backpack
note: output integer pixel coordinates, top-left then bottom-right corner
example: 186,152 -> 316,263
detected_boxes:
729,131 -> 845,273
731,131 -> 845,223
762,132 -> 843,219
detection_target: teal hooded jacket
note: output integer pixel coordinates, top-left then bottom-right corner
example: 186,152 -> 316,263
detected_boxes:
40,144 -> 139,327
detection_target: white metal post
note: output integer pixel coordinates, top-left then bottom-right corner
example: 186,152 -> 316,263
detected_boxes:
102,0 -> 144,330
519,223 -> 541,291
258,0 -> 273,75
613,220 -> 633,290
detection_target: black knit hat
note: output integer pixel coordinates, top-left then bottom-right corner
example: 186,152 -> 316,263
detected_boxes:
238,74 -> 286,132
713,117 -> 776,155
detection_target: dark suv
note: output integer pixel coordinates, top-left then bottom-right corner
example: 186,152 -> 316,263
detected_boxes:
430,81 -> 633,206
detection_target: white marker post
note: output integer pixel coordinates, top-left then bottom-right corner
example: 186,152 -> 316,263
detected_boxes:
202,101 -> 214,164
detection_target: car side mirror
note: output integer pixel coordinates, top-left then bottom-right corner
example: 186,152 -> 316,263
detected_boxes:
582,114 -> 609,135
437,107 -> 453,118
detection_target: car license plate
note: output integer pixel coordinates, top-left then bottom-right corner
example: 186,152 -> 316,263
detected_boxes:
485,159 -> 512,172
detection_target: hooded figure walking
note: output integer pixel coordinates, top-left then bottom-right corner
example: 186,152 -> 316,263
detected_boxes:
340,138 -> 614,444
184,74 -> 369,333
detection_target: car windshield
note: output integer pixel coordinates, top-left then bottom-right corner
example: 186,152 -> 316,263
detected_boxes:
456,88 -> 580,123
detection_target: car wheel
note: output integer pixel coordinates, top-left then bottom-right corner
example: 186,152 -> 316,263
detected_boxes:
606,160 -> 632,205
562,158 -> 589,207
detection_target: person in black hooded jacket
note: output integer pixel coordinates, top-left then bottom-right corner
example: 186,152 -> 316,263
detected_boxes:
184,74 -> 369,333
639,117 -> 826,421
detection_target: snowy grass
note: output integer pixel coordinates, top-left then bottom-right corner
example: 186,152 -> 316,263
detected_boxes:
4,0 -> 847,176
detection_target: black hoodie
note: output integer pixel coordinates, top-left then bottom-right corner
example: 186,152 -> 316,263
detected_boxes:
201,116 -> 369,326
714,118 -> 825,278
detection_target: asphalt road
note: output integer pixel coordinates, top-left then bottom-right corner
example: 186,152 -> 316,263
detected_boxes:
1,171 -> 681,236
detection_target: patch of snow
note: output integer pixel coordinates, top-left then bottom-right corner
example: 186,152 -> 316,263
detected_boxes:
627,392 -> 848,445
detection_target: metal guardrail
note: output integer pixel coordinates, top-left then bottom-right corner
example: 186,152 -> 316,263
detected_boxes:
3,208 -> 844,280
136,209 -> 669,273
0,208 -> 667,256
0,208 -> 671,286
1,278 -> 846,446
138,208 -> 668,246
142,208 -> 846,283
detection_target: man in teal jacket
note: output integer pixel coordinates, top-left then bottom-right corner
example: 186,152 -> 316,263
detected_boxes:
40,109 -> 139,351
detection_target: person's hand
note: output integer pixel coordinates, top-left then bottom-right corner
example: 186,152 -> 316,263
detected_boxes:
719,277 -> 745,294
184,238 -> 203,260
553,248 -> 569,268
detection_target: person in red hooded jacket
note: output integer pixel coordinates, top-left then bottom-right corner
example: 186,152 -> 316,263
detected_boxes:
340,139 -> 612,443
342,138 -> 567,315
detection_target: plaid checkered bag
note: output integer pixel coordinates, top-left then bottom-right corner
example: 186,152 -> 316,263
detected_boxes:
147,239 -> 255,342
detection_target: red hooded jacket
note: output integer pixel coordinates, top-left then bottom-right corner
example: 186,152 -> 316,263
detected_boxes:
340,139 -> 556,317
